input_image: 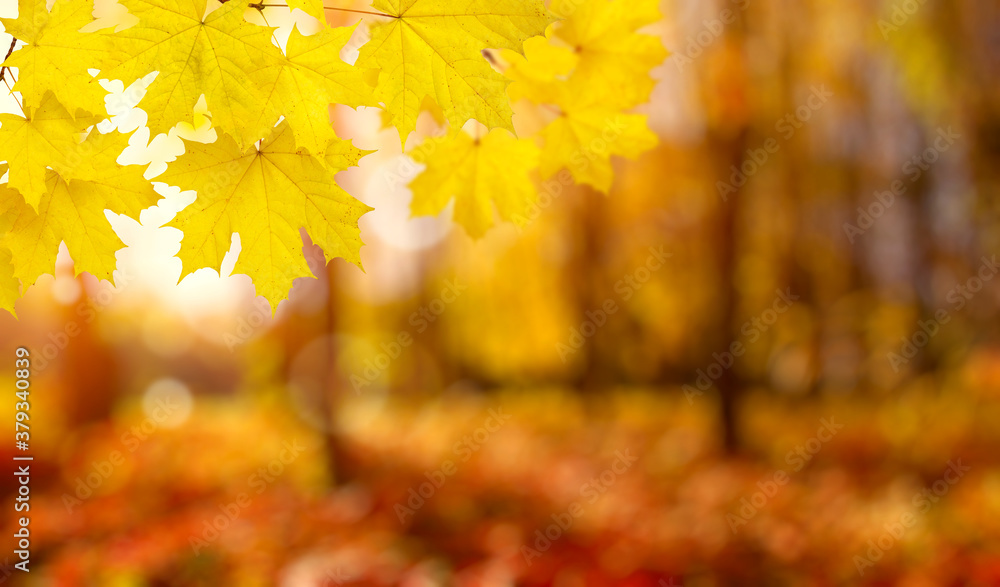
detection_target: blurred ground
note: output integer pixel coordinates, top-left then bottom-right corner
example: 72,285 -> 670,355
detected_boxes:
2,383 -> 1000,585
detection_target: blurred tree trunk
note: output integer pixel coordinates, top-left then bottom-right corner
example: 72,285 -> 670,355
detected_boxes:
322,261 -> 357,486
707,28 -> 750,454
713,127 -> 747,453
945,3 -> 1000,274
573,187 -> 606,393
62,290 -> 121,426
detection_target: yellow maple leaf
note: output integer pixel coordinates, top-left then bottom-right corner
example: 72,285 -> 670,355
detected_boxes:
159,121 -> 371,311
504,0 -> 666,111
376,95 -> 445,132
248,24 -> 378,157
104,0 -> 285,148
0,92 -> 101,210
498,0 -> 665,194
1,130 -> 158,286
0,165 -> 19,317
539,104 -> 657,193
503,36 -> 577,105
1,0 -> 113,117
286,0 -> 326,21
410,128 -> 539,238
548,0 -> 666,110
356,0 -> 554,146
505,68 -> 659,193
0,245 -> 20,317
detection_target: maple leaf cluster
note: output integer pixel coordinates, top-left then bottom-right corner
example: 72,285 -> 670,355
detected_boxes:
411,0 -> 667,237
0,0 -> 666,315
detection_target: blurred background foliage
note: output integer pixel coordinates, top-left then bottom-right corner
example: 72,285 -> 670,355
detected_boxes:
3,0 -> 1000,584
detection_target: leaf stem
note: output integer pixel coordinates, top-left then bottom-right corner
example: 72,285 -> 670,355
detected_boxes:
257,9 -> 281,48
251,3 -> 390,17
1,74 -> 24,115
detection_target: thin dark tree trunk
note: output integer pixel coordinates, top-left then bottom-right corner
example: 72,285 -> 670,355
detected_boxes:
573,187 -> 605,393
322,260 -> 356,486
710,24 -> 750,455
715,133 -> 745,454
